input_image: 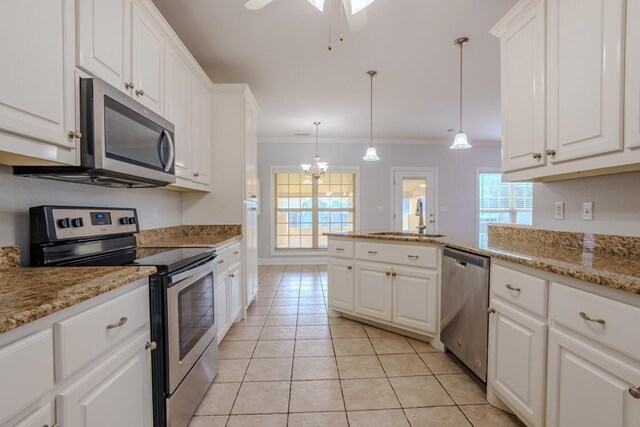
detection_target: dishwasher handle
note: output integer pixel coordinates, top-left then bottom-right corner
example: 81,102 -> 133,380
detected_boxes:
443,247 -> 489,269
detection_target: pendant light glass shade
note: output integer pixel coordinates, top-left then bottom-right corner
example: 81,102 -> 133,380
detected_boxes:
363,146 -> 380,161
363,70 -> 381,161
301,122 -> 328,179
450,37 -> 472,150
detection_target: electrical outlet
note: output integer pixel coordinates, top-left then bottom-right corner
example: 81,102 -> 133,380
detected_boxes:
554,202 -> 564,220
582,202 -> 594,221
152,207 -> 159,220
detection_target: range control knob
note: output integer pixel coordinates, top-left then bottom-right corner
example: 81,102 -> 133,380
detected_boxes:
128,217 -> 137,225
58,218 -> 71,229
119,217 -> 130,225
71,217 -> 84,228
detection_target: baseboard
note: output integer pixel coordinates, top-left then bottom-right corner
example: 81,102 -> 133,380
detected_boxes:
259,257 -> 328,265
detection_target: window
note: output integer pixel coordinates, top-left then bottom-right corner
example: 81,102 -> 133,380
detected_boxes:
275,172 -> 356,250
478,172 -> 532,245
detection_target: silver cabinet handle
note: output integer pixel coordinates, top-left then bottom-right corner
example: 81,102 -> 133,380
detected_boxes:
532,152 -> 542,160
429,219 -> 435,224
233,251 -> 239,255
487,307 -> 496,314
347,266 -> 352,270
408,255 -> 419,260
506,284 -> 521,292
73,131 -> 82,139
392,272 -> 397,277
229,273 -> 235,278
579,312 -> 605,325
107,317 -> 128,330
135,89 -> 145,96
125,82 -> 134,89
249,207 -> 258,211
335,248 -> 345,252
385,271 -> 391,276
145,341 -> 157,350
193,172 -> 200,178
546,149 -> 557,156
68,130 -> 75,138
368,250 -> 377,255
629,387 -> 640,399
218,259 -> 225,264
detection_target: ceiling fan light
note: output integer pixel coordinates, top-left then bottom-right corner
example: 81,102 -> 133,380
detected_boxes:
450,131 -> 472,150
350,0 -> 375,14
363,146 -> 380,161
306,0 -> 325,11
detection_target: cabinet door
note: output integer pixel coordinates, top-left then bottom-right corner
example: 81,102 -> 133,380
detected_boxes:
56,332 -> 153,427
191,79 -> 212,185
355,262 -> 393,321
215,276 -> 229,341
488,299 -> 546,427
131,3 -> 164,115
0,0 -> 76,150
77,0 -> 131,93
546,327 -> 640,427
14,402 -> 54,427
392,266 -> 437,334
244,97 -> 258,201
499,0 -> 546,172
547,0 -> 625,162
625,0 -> 640,150
243,204 -> 259,307
328,258 -> 354,312
228,264 -> 242,323
164,47 -> 192,180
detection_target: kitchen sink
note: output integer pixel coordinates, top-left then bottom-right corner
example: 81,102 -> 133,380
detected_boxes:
369,232 -> 446,238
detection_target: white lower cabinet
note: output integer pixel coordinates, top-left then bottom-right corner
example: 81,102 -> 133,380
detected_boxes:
228,263 -> 242,323
488,298 -> 547,427
56,331 -> 152,427
546,327 -> 640,427
355,261 -> 393,322
215,271 -> 230,341
327,258 -> 354,312
392,266 -> 437,334
214,246 -> 244,342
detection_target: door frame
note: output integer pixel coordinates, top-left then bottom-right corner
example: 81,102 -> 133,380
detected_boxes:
389,167 -> 439,232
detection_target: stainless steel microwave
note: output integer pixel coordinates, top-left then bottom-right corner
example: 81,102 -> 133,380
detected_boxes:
15,78 -> 176,188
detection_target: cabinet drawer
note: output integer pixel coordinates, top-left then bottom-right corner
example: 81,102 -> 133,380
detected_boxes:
549,282 -> 640,360
54,284 -> 150,380
0,330 -> 54,424
355,242 -> 437,268
227,242 -> 241,266
216,248 -> 229,270
491,265 -> 548,317
328,240 -> 354,258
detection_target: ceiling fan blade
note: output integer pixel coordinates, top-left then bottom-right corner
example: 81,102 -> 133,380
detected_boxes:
306,0 -> 326,12
349,0 -> 375,15
244,0 -> 275,11
342,0 -> 369,32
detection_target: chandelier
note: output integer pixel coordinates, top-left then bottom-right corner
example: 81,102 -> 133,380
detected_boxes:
301,122 -> 329,179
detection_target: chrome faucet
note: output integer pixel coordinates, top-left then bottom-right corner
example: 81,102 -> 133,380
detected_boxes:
415,199 -> 426,234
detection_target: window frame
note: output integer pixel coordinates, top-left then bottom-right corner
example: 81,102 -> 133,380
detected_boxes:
476,167 -> 533,241
270,166 -> 360,256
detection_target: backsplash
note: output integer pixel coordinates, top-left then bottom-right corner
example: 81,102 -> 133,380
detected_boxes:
135,224 -> 242,246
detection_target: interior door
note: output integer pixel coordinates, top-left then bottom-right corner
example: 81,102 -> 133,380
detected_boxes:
131,3 -> 164,115
393,170 -> 437,233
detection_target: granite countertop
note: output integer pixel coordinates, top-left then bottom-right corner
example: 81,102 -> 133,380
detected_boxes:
135,224 -> 242,249
0,266 -> 156,334
325,228 -> 640,295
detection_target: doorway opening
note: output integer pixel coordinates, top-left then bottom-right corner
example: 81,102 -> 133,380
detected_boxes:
391,169 -> 438,233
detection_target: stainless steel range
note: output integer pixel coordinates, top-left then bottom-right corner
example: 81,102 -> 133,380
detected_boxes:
29,205 -> 218,427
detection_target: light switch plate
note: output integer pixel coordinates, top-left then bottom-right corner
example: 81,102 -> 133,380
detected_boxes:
582,202 -> 594,221
554,202 -> 564,220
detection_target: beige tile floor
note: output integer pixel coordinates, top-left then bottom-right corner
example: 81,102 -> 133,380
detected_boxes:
189,265 -> 524,427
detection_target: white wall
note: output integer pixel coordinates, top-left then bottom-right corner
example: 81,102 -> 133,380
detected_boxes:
257,142 -> 502,262
0,165 -> 183,264
532,171 -> 640,236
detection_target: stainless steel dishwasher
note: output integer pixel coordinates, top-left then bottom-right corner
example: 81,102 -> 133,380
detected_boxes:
441,247 -> 490,382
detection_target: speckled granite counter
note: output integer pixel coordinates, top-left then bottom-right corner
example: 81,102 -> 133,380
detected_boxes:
0,246 -> 20,271
0,266 -> 156,334
325,226 -> 640,295
136,224 -> 241,248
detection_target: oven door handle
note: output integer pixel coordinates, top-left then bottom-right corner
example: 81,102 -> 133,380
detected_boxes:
170,260 -> 215,284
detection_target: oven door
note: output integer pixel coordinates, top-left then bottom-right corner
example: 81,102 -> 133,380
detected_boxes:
166,259 -> 217,393
82,78 -> 176,184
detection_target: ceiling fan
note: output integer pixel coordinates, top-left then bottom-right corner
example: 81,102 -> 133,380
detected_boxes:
244,0 -> 375,34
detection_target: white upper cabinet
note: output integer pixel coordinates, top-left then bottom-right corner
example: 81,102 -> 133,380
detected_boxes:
625,0 -> 640,150
546,0 -> 625,163
494,0 -> 546,172
0,0 -> 77,164
131,3 -> 164,115
164,47 -> 193,181
244,96 -> 259,201
191,78 -> 212,185
77,0 -> 132,93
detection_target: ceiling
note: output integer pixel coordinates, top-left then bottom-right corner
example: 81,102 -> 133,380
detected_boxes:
151,0 -> 516,144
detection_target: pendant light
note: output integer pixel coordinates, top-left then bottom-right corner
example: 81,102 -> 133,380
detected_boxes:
301,122 -> 329,179
363,70 -> 380,161
450,37 -> 472,150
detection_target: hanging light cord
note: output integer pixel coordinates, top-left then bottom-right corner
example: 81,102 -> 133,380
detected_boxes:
315,122 -> 320,157
459,41 -> 463,132
370,72 -> 374,147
